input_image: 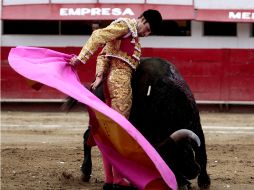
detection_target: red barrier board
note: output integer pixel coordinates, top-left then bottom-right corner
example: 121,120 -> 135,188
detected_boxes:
1,47 -> 254,103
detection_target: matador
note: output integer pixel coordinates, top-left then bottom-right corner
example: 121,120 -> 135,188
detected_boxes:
70,9 -> 162,190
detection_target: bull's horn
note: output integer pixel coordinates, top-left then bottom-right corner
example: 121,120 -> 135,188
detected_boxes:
170,129 -> 201,147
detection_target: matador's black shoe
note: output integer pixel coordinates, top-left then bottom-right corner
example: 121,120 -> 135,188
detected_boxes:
103,183 -> 139,190
103,183 -> 114,190
113,184 -> 139,190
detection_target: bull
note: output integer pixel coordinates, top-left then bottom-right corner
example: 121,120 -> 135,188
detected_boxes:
64,58 -> 211,189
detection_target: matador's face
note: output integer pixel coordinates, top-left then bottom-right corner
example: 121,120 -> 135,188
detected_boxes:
136,17 -> 151,37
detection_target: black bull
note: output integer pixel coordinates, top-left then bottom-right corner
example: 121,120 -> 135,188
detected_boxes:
65,58 -> 211,189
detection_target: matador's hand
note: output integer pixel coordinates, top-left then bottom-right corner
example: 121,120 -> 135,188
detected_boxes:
91,74 -> 103,90
69,56 -> 82,66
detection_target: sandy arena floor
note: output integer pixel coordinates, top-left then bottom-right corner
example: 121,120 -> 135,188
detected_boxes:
1,111 -> 254,190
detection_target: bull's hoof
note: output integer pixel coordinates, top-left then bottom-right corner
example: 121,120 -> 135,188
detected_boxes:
113,184 -> 138,190
198,174 -> 211,189
178,185 -> 189,190
103,183 -> 114,190
80,161 -> 92,182
178,183 -> 192,190
81,173 -> 91,182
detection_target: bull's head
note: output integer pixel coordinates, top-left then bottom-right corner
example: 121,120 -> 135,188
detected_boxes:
157,129 -> 201,183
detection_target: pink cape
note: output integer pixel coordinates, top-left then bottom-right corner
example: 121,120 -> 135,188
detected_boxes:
8,46 -> 177,190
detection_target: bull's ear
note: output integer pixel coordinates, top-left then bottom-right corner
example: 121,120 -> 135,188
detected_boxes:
170,129 -> 201,147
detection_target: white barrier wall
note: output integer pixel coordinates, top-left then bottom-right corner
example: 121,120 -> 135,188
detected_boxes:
99,0 -> 145,3
194,0 -> 254,9
3,0 -> 99,5
3,0 -> 254,8
3,0 -> 49,5
3,0 -> 101,5
147,0 -> 192,5
3,0 -> 192,5
52,0 -> 97,3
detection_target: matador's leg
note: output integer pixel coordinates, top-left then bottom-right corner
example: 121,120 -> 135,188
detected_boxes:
103,61 -> 133,186
105,63 -> 133,119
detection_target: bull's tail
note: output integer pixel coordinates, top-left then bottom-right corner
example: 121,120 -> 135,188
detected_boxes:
60,96 -> 79,112
60,83 -> 92,112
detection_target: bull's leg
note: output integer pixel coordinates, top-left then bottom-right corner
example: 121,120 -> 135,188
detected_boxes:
80,82 -> 104,182
195,130 -> 211,189
81,128 -> 92,182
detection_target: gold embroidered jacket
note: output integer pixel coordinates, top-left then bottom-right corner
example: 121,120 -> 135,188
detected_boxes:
77,18 -> 141,76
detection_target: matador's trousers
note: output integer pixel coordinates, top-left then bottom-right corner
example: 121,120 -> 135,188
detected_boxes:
101,58 -> 134,184
104,58 -> 133,119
